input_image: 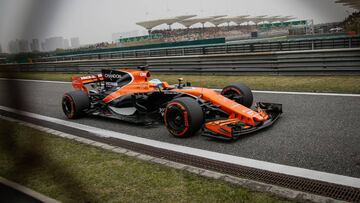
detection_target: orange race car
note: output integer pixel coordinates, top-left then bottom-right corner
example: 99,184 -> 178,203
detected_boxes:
62,66 -> 282,140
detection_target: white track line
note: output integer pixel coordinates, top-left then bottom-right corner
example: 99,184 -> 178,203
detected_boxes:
253,90 -> 360,97
213,89 -> 360,97
1,78 -> 359,97
0,105 -> 359,189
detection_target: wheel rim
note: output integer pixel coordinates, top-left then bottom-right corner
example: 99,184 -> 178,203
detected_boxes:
62,96 -> 73,117
222,88 -> 242,99
165,103 -> 189,136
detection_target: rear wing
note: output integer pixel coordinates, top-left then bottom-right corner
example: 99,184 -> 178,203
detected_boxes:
71,73 -> 104,93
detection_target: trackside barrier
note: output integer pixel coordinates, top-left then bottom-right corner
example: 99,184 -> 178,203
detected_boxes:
36,36 -> 360,62
1,48 -> 359,75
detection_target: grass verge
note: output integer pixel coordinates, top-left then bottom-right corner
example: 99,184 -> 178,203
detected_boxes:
1,72 -> 359,94
0,119 -> 293,203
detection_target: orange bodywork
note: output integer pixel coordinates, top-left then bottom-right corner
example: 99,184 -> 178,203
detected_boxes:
71,69 -> 271,138
102,70 -> 157,103
173,88 -> 267,125
174,87 -> 269,138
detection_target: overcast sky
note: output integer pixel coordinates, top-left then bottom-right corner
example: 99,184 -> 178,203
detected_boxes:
0,0 -> 355,50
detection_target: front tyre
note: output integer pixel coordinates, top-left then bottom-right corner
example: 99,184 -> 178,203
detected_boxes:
62,90 -> 90,119
164,97 -> 204,138
221,83 -> 253,108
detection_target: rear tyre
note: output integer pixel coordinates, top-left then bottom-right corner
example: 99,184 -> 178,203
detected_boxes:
221,83 -> 253,108
62,90 -> 90,119
164,97 -> 204,138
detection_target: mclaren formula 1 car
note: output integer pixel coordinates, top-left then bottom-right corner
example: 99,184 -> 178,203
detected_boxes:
62,66 -> 282,140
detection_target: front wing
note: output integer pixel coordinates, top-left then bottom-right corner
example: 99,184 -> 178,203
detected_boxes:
203,102 -> 282,140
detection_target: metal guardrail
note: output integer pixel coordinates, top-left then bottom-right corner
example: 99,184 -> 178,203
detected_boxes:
1,48 -> 360,75
36,36 -> 360,63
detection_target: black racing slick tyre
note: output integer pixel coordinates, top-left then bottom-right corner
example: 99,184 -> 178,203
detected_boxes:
62,90 -> 90,119
164,97 -> 204,138
221,83 -> 253,108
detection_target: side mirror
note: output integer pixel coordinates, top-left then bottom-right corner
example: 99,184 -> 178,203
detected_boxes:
178,78 -> 184,88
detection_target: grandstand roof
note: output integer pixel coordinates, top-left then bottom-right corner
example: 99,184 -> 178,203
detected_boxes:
263,16 -> 283,22
276,16 -> 296,22
209,18 -> 229,26
169,15 -> 197,24
179,15 -> 226,27
227,15 -> 250,24
265,16 -> 295,22
241,16 -> 268,24
136,14 -> 299,30
136,15 -> 196,30
335,0 -> 360,10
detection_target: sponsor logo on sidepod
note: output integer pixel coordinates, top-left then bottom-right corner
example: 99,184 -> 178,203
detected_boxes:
104,74 -> 122,79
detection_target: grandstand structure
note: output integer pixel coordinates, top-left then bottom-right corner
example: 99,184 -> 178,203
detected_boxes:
335,0 -> 360,10
136,15 -> 197,31
133,1 -> 357,45
136,15 -> 297,32
129,15 -> 302,46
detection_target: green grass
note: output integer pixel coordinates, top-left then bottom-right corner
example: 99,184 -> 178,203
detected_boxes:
0,119 -> 294,203
1,72 -> 360,93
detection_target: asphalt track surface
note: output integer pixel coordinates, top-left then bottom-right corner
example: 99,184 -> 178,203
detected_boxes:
0,79 -> 359,179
